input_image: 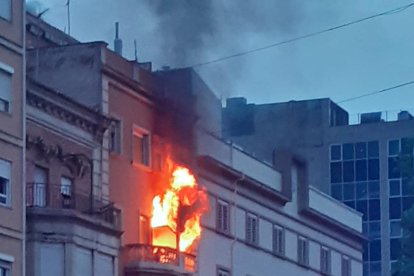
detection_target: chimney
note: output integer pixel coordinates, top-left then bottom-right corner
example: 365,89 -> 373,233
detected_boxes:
114,22 -> 123,56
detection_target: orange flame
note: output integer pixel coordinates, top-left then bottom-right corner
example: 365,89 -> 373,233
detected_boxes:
151,163 -> 208,252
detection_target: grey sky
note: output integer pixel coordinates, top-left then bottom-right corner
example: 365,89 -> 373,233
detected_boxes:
32,0 -> 414,120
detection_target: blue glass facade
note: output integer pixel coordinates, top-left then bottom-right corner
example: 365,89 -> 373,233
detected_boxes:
330,141 -> 381,276
387,138 -> 414,271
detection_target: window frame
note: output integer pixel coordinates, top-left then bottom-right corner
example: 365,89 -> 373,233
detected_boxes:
216,199 -> 230,234
109,119 -> 122,155
341,256 -> 351,276
138,214 -> 151,245
272,224 -> 284,256
0,63 -> 14,114
0,0 -> 12,22
320,246 -> 331,275
216,266 -> 231,276
245,213 -> 259,246
132,126 -> 151,168
0,159 -> 11,207
60,176 -> 73,197
297,236 -> 309,266
0,253 -> 14,276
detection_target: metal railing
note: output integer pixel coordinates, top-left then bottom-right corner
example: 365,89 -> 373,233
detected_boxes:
122,244 -> 197,273
26,182 -> 121,228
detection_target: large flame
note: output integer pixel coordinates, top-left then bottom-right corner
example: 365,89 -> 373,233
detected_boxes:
151,163 -> 208,252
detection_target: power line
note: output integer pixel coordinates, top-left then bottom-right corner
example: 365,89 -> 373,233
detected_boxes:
189,2 -> 414,68
338,79 -> 414,104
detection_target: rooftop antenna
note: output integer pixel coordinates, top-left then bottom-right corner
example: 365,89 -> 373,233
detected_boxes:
66,0 -> 71,35
114,22 -> 123,56
134,40 -> 138,61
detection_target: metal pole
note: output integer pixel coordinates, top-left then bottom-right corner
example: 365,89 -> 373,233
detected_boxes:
66,0 -> 71,35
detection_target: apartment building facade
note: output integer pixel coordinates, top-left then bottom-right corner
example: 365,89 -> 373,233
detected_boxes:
0,1 -> 26,275
25,79 -> 122,276
223,97 -> 414,276
25,14 -> 364,275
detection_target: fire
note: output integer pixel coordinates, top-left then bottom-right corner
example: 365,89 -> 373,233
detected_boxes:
151,163 -> 208,252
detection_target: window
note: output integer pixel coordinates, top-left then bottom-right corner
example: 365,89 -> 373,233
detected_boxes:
60,176 -> 72,196
216,200 -> 230,233
217,267 -> 230,276
33,166 -> 48,207
246,213 -> 258,245
0,159 -> 11,206
0,265 -> 9,276
320,247 -> 331,274
390,220 -> 402,238
272,225 -> 284,256
331,145 -> 341,161
341,256 -> 351,276
109,120 -> 121,154
297,237 -> 309,266
132,127 -> 150,167
0,0 -> 11,21
139,215 -> 150,244
0,70 -> 11,113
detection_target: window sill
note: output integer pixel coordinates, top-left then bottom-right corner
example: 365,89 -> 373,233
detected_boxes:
0,203 -> 12,210
131,161 -> 152,172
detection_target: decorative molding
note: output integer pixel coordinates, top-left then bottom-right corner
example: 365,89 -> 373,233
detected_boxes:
26,135 -> 90,177
26,90 -> 109,141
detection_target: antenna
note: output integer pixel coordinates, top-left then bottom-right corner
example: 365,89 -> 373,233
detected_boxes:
114,22 -> 123,56
134,40 -> 138,61
66,0 -> 71,35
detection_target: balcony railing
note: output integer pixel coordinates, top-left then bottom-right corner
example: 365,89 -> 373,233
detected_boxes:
122,244 -> 196,274
26,183 -> 121,228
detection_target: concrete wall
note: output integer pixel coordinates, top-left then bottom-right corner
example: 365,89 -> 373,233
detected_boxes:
198,175 -> 363,276
26,43 -> 104,110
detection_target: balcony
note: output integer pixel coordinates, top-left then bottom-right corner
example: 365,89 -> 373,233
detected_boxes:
122,244 -> 196,276
26,182 -> 121,229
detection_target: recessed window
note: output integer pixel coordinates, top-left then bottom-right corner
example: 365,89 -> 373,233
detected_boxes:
320,247 -> 331,274
217,267 -> 230,276
298,237 -> 309,266
0,159 -> 11,207
0,70 -> 11,113
272,225 -> 284,256
342,143 -> 354,160
216,200 -> 230,234
139,215 -> 150,244
33,166 -> 48,207
246,213 -> 258,245
341,256 -> 351,276
60,176 -> 72,197
132,127 -> 150,167
0,0 -> 11,21
0,264 -> 10,276
109,120 -> 122,154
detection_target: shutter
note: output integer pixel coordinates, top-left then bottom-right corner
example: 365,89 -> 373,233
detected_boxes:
222,204 -> 228,232
0,159 -> 10,180
95,253 -> 113,276
0,71 -> 11,103
216,202 -> 223,230
40,244 -> 64,276
74,247 -> 92,275
246,216 -> 252,242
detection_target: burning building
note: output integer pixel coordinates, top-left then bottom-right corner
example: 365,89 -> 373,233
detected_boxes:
24,12 -> 364,276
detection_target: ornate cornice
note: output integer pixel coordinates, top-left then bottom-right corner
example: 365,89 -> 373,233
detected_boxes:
27,89 -> 109,140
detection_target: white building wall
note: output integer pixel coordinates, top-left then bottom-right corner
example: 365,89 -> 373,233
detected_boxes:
198,176 -> 363,276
